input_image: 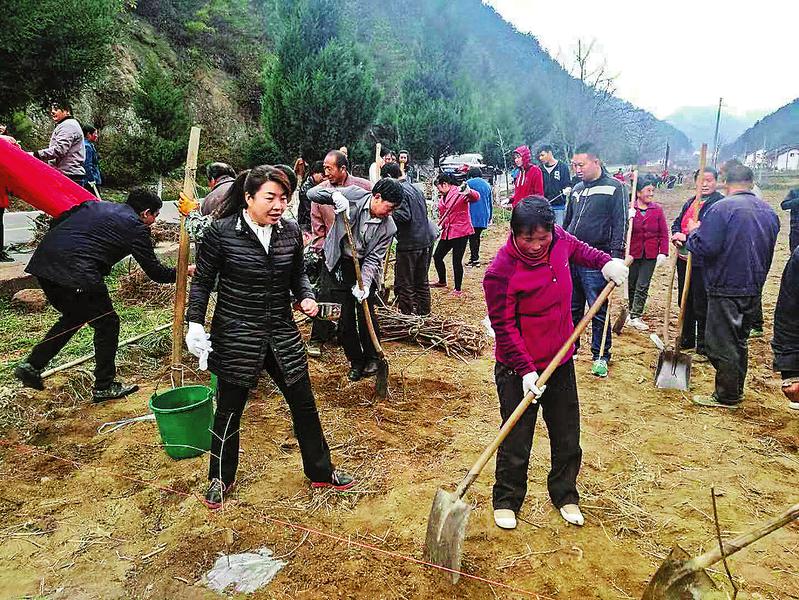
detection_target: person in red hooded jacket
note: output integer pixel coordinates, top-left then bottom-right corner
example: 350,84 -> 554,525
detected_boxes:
483,196 -> 628,530
510,145 -> 544,207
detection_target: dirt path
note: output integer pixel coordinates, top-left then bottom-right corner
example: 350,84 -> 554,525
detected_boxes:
2,183 -> 798,599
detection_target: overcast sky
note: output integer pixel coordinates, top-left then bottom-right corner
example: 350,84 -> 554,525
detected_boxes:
485,0 -> 798,119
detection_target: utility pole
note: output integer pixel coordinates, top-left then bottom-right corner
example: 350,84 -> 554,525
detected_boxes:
711,97 -> 723,168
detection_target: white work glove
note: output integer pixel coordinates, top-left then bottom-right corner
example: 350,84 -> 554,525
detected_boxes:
332,191 -> 349,214
522,371 -> 546,400
601,258 -> 629,286
628,208 -> 636,219
656,253 -> 668,268
351,283 -> 369,302
562,186 -> 572,197
186,322 -> 212,370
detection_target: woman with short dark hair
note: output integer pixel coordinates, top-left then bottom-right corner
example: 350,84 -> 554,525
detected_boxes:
187,165 -> 354,509
625,176 -> 669,331
483,196 -> 627,530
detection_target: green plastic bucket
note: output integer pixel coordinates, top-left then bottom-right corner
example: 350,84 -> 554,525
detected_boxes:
149,384 -> 214,460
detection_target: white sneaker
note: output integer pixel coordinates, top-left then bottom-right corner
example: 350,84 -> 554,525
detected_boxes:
559,504 -> 585,526
493,509 -> 517,529
630,318 -> 649,331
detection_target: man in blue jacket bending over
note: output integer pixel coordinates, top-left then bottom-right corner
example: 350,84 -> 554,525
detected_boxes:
687,163 -> 780,408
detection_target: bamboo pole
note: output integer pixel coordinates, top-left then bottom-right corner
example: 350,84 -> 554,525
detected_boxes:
42,323 -> 172,379
171,126 -> 201,368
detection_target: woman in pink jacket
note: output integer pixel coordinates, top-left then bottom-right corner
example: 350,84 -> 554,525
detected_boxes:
431,173 -> 479,296
626,176 -> 670,331
483,196 -> 627,530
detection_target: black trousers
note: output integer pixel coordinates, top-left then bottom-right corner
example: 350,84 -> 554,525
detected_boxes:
790,226 -> 799,255
752,295 -> 764,331
433,236 -> 468,291
628,258 -> 656,319
210,346 -> 333,486
705,295 -> 759,404
493,360 -> 581,512
27,278 -> 119,389
677,259 -> 708,352
339,258 -> 382,368
394,245 -> 433,315
468,227 -> 486,263
0,207 -> 5,249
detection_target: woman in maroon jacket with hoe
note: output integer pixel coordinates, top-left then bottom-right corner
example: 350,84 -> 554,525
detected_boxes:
626,175 -> 669,331
483,197 -> 628,530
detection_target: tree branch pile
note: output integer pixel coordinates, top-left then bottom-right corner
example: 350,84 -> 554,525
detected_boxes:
376,307 -> 488,359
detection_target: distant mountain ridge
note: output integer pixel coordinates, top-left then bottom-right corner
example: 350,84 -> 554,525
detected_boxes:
665,106 -> 770,149
721,98 -> 799,158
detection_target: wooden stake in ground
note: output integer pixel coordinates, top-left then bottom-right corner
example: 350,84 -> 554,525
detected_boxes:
171,126 -> 201,371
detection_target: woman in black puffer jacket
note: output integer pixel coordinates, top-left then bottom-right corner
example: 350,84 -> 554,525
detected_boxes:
187,165 -> 354,509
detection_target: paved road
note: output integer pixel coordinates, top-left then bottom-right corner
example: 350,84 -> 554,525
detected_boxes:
1,202 -> 181,266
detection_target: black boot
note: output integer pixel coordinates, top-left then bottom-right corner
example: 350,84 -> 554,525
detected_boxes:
14,362 -> 44,390
92,381 -> 139,402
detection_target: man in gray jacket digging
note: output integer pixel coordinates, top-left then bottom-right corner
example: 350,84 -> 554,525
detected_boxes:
308,179 -> 401,381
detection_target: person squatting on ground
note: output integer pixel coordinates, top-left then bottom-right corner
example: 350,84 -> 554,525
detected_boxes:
306,150 -> 373,358
185,165 -> 354,509
432,173 -> 479,296
380,162 -> 438,315
81,125 -> 101,191
670,167 -> 724,357
31,102 -> 85,184
563,143 -> 626,377
308,178 -> 400,382
466,167 -> 493,267
781,188 -> 799,254
626,175 -> 669,331
772,245 -> 799,410
509,145 -> 544,208
15,189 -> 183,400
483,197 -> 628,530
687,163 -> 780,409
537,145 -> 572,226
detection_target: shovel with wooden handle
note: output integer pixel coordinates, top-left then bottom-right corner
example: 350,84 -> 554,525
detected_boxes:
424,257 -> 632,582
613,169 -> 638,334
643,500 -> 799,599
654,145 -> 706,390
341,212 -> 389,400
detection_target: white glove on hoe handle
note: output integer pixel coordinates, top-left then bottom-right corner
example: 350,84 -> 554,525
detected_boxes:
656,253 -> 668,268
186,322 -> 212,371
332,191 -> 349,214
601,258 -> 629,286
522,371 -> 546,401
352,282 -> 369,303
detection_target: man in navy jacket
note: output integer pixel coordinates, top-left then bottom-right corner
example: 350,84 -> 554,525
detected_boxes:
686,163 -> 780,408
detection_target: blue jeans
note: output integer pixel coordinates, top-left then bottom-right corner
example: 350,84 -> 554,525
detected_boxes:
571,265 -> 611,361
552,206 -> 566,226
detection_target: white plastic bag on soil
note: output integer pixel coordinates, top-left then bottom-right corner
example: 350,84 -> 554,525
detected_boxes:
202,547 -> 286,594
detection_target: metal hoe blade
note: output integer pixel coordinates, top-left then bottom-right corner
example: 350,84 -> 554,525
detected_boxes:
641,545 -> 721,600
655,350 -> 692,391
424,489 -> 472,583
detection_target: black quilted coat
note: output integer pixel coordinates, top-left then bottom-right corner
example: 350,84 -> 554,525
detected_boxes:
187,212 -> 314,387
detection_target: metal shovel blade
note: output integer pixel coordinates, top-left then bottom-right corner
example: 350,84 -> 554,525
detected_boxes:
655,350 -> 692,390
641,545 -> 721,600
612,305 -> 629,335
424,488 -> 472,583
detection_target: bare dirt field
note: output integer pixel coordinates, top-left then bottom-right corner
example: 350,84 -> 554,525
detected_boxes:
1,178 -> 798,599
